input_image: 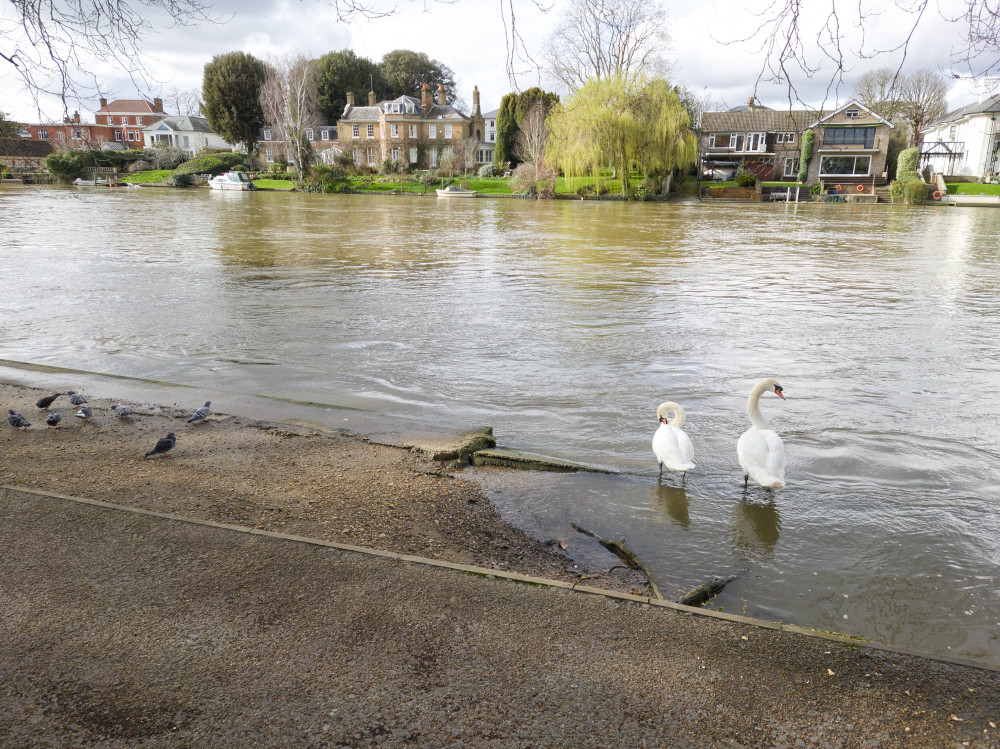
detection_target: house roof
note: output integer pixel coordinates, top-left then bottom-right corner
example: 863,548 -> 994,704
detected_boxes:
807,100 -> 893,129
96,99 -> 163,114
424,104 -> 469,121
341,106 -> 383,122
700,109 -> 819,132
0,137 -> 55,158
341,96 -> 471,123
143,115 -> 214,134
482,108 -> 500,119
925,93 -> 1000,129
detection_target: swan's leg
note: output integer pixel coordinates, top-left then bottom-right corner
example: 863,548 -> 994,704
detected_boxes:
743,474 -> 749,489
658,463 -> 663,482
681,471 -> 687,485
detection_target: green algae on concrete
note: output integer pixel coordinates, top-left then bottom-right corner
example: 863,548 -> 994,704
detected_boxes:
472,448 -> 611,473
403,427 -> 497,462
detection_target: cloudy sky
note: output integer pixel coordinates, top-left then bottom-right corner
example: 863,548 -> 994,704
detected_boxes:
0,0 -> 991,123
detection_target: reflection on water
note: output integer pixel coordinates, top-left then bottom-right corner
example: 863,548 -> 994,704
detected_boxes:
2,188 -> 1000,665
650,484 -> 690,528
732,496 -> 782,563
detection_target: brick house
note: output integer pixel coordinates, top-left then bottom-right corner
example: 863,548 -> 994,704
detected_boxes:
259,123 -> 339,165
0,137 -> 55,171
804,101 -> 894,191
17,111 -> 118,150
700,99 -> 893,191
95,97 -> 167,148
699,104 -> 815,181
337,83 -> 488,169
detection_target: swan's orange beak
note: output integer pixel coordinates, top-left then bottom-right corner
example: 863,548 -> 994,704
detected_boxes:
775,387 -> 785,399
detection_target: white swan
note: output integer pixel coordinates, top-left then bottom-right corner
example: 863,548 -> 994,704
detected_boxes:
652,401 -> 696,480
737,378 -> 786,489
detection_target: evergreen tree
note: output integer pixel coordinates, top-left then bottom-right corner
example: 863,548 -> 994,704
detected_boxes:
202,51 -> 268,154
380,50 -> 457,103
494,93 -> 519,168
314,50 -> 385,124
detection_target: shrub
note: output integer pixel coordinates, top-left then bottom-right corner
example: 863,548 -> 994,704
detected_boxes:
143,145 -> 187,170
509,162 -> 556,198
478,163 -> 496,178
379,159 -> 404,175
44,152 -> 87,182
170,172 -> 193,187
495,160 -> 511,177
896,147 -> 920,177
903,180 -> 929,204
174,152 -> 245,177
735,167 -> 757,188
798,129 -> 815,182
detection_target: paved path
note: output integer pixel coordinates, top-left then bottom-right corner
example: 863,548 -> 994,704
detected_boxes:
1,488 -> 997,748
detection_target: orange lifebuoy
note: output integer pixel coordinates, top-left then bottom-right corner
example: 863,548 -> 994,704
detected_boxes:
933,190 -> 943,199
835,184 -> 843,192
856,184 -> 865,192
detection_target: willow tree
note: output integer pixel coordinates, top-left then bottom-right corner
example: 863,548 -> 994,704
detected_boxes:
546,75 -> 696,196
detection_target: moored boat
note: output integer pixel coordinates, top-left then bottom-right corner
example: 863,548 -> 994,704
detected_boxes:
209,171 -> 256,191
436,185 -> 477,198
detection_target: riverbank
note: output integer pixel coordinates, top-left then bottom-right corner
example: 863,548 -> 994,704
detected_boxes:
0,381 -> 643,594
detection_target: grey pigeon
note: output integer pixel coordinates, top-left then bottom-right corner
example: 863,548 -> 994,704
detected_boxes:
45,412 -> 61,428
66,391 -> 88,405
110,404 -> 133,419
35,393 -> 61,409
7,409 -> 30,429
74,407 -> 93,421
187,401 -> 212,424
144,432 -> 176,458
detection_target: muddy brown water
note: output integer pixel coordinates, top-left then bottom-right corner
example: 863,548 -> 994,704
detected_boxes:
2,186 -> 998,666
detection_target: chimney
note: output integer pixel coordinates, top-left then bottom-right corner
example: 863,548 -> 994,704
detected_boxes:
747,95 -> 755,111
74,111 -> 80,124
472,86 -> 481,116
153,97 -> 163,113
345,91 -> 355,110
99,97 -> 107,109
368,90 -> 376,106
421,83 -> 432,114
437,84 -> 446,106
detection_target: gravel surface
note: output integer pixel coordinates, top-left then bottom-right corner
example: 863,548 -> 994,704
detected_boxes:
0,382 -> 642,593
1,491 -> 997,749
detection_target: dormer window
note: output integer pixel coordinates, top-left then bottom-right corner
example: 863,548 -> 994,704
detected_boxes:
406,103 -> 414,113
305,128 -> 314,141
845,108 -> 860,118
262,128 -> 271,141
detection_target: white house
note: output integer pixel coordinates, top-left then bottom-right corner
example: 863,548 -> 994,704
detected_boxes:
920,88 -> 1000,180
142,116 -> 232,157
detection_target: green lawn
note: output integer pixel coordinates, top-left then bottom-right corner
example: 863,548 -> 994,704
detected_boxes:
253,178 -> 296,190
945,182 -> 1000,195
124,170 -> 172,184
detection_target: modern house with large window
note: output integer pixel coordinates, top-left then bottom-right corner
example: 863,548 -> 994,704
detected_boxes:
803,101 -> 893,191
919,91 -> 1000,179
699,99 -> 893,191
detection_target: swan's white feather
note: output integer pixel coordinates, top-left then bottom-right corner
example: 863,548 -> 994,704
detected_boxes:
737,426 -> 785,488
653,423 -> 696,472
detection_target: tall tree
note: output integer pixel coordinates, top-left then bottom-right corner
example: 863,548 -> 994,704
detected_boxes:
379,50 -> 457,102
514,101 -> 549,179
0,111 -> 19,138
260,55 -> 320,173
541,0 -> 672,92
853,68 -> 906,122
202,51 -> 268,154
901,69 -> 948,147
314,50 -> 385,124
546,75 -> 697,195
494,87 -> 560,168
493,93 -> 519,168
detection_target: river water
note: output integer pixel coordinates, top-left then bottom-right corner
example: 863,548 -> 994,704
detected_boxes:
2,186 -> 999,665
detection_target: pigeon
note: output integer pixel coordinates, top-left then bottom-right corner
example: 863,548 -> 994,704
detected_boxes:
35,393 -> 61,409
74,407 -> 93,421
66,391 -> 88,406
45,412 -> 61,428
187,401 -> 212,424
110,404 -> 133,419
7,409 -> 30,429
144,432 -> 176,458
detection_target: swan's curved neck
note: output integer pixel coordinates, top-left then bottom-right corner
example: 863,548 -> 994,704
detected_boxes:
657,402 -> 685,428
746,381 -> 771,429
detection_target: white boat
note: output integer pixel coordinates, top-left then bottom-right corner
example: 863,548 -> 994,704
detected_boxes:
208,171 -> 256,191
436,185 -> 477,198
